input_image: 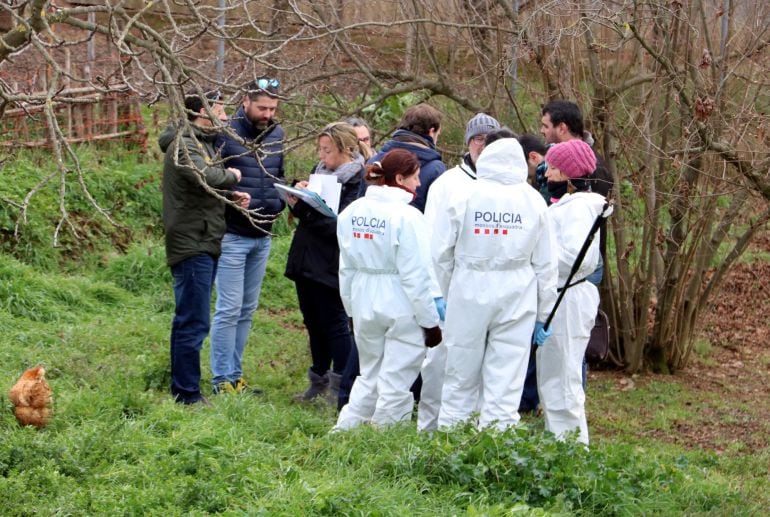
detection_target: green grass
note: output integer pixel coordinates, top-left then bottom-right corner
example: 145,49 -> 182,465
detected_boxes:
2,140 -> 769,514
1,237 -> 768,515
739,248 -> 770,265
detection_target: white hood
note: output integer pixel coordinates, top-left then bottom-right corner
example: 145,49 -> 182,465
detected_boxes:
475,138 -> 528,185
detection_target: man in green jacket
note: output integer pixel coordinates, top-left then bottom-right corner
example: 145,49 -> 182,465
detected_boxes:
159,91 -> 249,405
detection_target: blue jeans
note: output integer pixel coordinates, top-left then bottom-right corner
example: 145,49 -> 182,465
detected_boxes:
170,254 -> 217,403
209,233 -> 272,385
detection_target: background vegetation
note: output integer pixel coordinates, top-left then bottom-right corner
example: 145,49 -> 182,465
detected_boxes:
1,142 -> 768,514
2,0 -> 769,372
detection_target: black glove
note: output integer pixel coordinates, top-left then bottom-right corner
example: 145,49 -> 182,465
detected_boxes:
422,326 -> 442,348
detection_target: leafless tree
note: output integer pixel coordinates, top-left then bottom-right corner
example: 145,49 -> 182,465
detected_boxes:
1,0 -> 768,371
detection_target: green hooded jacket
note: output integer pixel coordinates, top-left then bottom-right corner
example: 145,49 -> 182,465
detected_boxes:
159,123 -> 239,266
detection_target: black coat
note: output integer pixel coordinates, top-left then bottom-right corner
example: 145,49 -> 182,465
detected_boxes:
215,107 -> 285,236
284,165 -> 364,289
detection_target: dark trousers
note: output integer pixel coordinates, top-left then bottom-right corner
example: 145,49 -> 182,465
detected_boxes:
338,342 -> 359,410
519,349 -> 540,412
295,277 -> 352,376
520,348 -> 588,413
170,254 -> 217,403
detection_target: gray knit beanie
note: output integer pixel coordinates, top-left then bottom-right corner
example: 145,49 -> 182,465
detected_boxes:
464,113 -> 501,145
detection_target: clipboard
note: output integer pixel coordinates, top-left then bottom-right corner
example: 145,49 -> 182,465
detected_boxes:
308,174 -> 342,215
275,183 -> 337,218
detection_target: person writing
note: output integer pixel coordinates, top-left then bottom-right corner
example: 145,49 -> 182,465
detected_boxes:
285,122 -> 366,404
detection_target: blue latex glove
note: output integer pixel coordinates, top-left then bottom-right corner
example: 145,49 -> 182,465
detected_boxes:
533,321 -> 552,346
434,297 -> 446,321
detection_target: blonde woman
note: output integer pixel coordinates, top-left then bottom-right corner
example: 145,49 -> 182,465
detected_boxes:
285,122 -> 367,403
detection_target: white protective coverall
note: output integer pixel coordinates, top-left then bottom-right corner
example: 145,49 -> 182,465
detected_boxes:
418,158 -> 477,431
433,138 -> 558,431
538,191 -> 605,444
334,185 -> 440,430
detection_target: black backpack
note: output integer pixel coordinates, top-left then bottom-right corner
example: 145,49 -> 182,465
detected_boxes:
586,309 -> 610,363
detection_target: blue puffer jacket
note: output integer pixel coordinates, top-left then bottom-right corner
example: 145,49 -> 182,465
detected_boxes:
370,129 -> 446,213
215,106 -> 285,236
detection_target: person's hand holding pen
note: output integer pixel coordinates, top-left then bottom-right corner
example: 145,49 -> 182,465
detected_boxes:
287,180 -> 309,207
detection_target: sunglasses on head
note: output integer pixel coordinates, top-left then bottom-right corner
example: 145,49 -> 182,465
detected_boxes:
257,78 -> 280,90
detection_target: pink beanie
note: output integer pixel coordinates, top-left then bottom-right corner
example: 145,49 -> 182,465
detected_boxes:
545,139 -> 597,179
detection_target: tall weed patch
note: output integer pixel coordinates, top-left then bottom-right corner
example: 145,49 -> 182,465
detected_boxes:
381,423 -> 742,515
97,240 -> 168,294
0,254 -> 110,322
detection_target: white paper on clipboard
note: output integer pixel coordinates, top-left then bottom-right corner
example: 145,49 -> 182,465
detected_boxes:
308,174 -> 342,215
274,183 -> 336,218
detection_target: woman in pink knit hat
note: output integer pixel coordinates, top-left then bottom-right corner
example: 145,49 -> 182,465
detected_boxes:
536,139 -> 606,445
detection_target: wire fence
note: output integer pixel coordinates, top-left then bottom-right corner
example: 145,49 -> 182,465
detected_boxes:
0,85 -> 147,151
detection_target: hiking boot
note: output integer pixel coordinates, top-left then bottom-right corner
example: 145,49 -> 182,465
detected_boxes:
233,378 -> 264,395
176,394 -> 212,406
194,396 -> 212,407
212,381 -> 237,395
326,371 -> 342,407
293,368 -> 329,403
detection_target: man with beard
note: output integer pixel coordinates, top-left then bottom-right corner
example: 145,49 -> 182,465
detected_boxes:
538,100 -> 613,398
209,77 -> 285,395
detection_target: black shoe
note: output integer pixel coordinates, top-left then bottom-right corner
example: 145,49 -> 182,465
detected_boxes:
175,394 -> 212,406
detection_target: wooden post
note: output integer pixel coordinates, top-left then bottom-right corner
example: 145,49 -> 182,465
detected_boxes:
83,100 -> 94,138
109,94 -> 119,134
65,49 -> 73,139
73,104 -> 84,138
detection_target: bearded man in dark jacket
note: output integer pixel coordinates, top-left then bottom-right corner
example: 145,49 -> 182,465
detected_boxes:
208,78 -> 286,395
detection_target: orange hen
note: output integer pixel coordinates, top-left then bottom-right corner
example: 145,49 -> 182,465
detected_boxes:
8,366 -> 52,428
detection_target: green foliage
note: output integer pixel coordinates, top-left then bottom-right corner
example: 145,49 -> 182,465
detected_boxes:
739,248 -> 770,265
361,91 -> 424,132
0,133 -> 767,516
381,424 -> 742,515
693,338 -> 713,359
0,145 -> 161,271
96,240 -> 168,294
0,253 -> 127,323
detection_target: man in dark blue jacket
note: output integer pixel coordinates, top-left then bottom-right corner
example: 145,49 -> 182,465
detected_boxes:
209,77 -> 285,395
370,103 -> 446,213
